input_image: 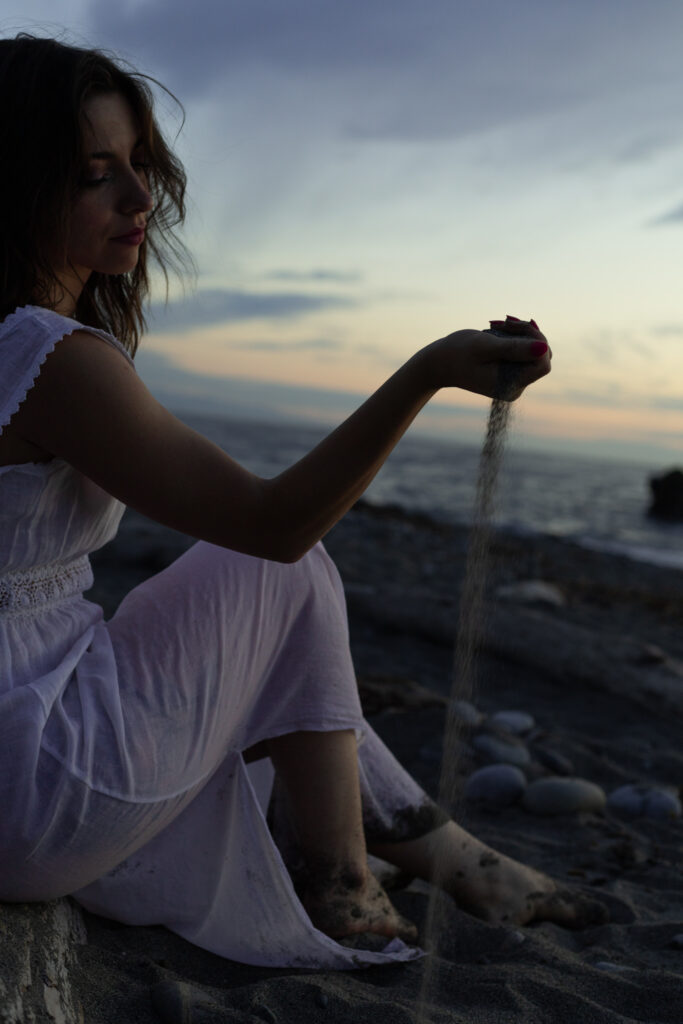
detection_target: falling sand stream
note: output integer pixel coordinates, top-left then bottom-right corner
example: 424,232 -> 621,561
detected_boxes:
416,330 -> 526,1022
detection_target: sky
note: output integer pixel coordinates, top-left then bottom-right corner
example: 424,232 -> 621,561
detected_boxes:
4,1 -> 683,464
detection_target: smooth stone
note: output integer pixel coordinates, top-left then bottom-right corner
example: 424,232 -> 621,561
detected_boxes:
489,710 -> 535,735
464,764 -> 527,807
315,991 -> 330,1008
642,788 -> 682,820
472,732 -> 531,767
449,699 -> 484,728
495,580 -> 565,608
670,934 -> 683,949
533,746 -> 574,776
607,784 -> 646,817
607,784 -> 682,820
522,777 -> 607,816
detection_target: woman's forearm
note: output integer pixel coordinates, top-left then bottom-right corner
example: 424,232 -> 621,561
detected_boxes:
264,349 -> 437,561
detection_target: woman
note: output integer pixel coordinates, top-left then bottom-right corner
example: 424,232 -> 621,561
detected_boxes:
0,34 -> 605,969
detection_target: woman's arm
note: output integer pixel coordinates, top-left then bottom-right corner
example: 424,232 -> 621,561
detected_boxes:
8,325 -> 549,562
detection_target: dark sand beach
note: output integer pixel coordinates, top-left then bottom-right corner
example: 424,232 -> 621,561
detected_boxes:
73,499 -> 683,1023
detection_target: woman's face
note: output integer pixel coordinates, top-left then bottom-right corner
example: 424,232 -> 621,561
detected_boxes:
56,91 -> 153,309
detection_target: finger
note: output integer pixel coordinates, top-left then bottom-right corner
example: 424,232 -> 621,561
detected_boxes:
488,316 -> 546,340
483,333 -> 551,363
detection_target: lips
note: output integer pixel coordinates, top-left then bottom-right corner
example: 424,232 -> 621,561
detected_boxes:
111,227 -> 145,244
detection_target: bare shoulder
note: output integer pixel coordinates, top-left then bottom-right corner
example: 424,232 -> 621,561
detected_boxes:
10,327 -> 156,452
10,328 -> 268,552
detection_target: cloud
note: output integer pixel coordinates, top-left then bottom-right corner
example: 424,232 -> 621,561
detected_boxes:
231,337 -> 343,353
146,288 -> 356,333
650,203 -> 683,226
649,396 -> 683,411
552,387 -> 629,409
87,0 -> 683,147
266,269 -> 362,284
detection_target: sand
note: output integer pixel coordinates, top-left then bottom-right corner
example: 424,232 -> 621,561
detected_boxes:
72,498 -> 683,1023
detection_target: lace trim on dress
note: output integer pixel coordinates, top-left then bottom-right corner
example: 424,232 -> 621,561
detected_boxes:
0,555 -> 93,616
0,305 -> 135,436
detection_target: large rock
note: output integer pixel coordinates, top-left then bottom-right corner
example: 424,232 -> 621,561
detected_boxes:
0,899 -> 86,1024
648,468 -> 683,520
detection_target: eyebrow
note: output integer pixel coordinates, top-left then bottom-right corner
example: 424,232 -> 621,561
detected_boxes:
88,137 -> 145,160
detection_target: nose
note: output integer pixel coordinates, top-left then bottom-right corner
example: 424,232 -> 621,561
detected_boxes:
121,171 -> 153,215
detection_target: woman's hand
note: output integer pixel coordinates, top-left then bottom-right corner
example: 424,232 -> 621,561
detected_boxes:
416,315 -> 551,401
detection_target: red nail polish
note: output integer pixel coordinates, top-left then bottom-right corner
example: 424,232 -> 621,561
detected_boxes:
530,340 -> 548,357
530,318 -> 539,329
506,314 -> 521,322
489,320 -> 505,327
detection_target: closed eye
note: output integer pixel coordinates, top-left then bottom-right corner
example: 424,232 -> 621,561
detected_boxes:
82,160 -> 150,188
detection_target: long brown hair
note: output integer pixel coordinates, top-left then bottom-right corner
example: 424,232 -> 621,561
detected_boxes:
0,34 -> 193,355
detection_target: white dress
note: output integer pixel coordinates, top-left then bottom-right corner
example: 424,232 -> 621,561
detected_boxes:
0,305 -> 434,968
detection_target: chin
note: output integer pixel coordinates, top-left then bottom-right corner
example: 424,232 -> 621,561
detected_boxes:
98,255 -> 141,276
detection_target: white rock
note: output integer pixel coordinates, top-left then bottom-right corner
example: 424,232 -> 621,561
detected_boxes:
472,732 -> 531,767
522,777 -> 607,816
495,580 -> 565,608
465,764 -> 527,808
489,710 -> 535,735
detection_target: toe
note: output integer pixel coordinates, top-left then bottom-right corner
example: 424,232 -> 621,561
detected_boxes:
528,888 -> 610,930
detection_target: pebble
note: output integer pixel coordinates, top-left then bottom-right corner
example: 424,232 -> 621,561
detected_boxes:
315,991 -> 330,1009
472,732 -> 531,767
488,710 -> 535,735
669,934 -> 683,949
607,784 -> 682,820
449,699 -> 484,728
464,764 -> 527,807
522,777 -> 607,816
495,580 -> 565,608
607,784 -> 646,817
643,788 -> 682,820
533,746 -> 574,776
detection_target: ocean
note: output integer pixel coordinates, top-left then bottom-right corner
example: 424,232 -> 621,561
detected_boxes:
177,410 -> 683,573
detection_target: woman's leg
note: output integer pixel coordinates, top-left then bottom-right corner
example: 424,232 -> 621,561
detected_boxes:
267,729 -> 417,940
268,724 -> 608,936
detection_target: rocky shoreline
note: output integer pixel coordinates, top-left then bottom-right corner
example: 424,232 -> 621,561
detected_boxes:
3,499 -> 683,1023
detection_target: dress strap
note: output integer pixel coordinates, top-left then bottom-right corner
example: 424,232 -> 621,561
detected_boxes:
0,305 -> 134,436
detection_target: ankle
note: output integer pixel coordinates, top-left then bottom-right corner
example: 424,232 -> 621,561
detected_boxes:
304,857 -> 368,898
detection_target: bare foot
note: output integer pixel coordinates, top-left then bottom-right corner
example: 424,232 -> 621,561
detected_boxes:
445,842 -> 609,930
371,822 -> 608,932
301,866 -> 418,943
